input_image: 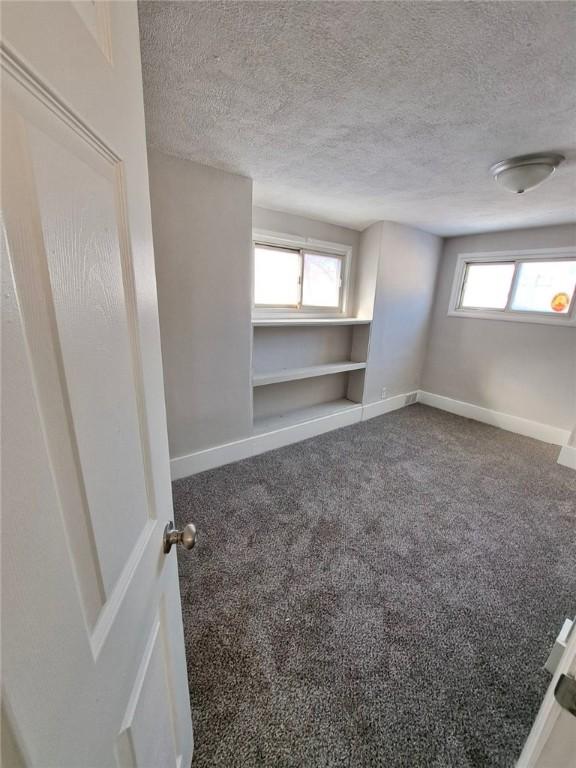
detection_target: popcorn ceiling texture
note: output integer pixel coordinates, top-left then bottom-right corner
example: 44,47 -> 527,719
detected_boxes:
138,1 -> 576,236
172,405 -> 576,767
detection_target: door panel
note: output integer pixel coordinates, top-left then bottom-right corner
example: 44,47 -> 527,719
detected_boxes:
116,618 -> 179,768
517,625 -> 576,767
3,99 -> 108,631
1,2 -> 193,765
71,0 -> 113,62
24,93 -> 152,595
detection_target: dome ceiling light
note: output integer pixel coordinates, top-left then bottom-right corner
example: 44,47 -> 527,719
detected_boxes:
490,153 -> 565,194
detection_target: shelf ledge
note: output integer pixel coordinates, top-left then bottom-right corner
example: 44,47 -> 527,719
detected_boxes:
253,399 -> 362,435
252,317 -> 371,327
253,361 -> 366,387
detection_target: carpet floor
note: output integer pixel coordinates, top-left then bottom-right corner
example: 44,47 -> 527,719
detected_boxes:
172,404 -> 575,768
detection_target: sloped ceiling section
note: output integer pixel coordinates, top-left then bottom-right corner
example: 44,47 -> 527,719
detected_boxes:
138,1 -> 576,235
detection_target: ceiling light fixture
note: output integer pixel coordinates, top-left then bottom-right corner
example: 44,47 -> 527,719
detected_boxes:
490,152 -> 565,194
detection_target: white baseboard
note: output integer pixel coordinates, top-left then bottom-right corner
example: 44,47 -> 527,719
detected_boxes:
361,392 -> 416,420
170,392 -> 414,479
417,391 -> 570,447
170,390 -> 570,479
170,404 -> 361,479
557,444 -> 576,470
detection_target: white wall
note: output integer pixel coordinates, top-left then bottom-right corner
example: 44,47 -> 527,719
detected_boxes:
362,221 -> 442,402
422,224 -> 576,430
149,164 -> 573,472
148,150 -> 253,458
253,206 -> 360,251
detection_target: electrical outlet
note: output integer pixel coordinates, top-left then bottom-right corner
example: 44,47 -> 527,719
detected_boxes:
381,386 -> 387,400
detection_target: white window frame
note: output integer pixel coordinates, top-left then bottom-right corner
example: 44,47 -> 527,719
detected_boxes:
448,247 -> 576,327
252,228 -> 353,318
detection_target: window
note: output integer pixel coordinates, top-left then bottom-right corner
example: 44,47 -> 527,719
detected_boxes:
254,246 -> 301,307
449,250 -> 576,325
460,263 -> 515,310
511,261 -> 576,315
254,241 -> 347,313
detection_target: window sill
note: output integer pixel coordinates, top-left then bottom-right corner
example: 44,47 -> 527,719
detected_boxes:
447,309 -> 576,327
252,317 -> 371,327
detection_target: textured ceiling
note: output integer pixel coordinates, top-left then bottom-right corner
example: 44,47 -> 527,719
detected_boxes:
138,1 -> 576,236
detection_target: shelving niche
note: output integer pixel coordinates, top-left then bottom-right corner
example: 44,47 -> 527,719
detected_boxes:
252,320 -> 371,432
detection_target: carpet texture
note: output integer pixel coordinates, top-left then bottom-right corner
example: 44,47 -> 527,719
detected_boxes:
172,405 -> 576,767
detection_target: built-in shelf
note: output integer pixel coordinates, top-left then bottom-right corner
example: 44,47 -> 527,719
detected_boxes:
253,361 -> 366,387
252,317 -> 371,327
253,398 -> 361,435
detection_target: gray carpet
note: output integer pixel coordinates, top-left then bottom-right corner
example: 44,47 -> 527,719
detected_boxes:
172,404 -> 576,768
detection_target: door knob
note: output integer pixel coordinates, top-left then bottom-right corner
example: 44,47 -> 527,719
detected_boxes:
163,521 -> 197,553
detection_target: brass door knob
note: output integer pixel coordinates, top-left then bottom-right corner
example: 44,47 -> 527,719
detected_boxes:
163,521 -> 197,553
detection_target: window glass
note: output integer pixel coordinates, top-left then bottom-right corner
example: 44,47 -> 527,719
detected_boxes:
302,252 -> 342,308
254,246 -> 301,306
510,260 -> 576,314
459,262 -> 515,310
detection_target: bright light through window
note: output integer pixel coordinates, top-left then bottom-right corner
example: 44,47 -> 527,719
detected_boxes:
453,254 -> 576,322
254,243 -> 345,311
254,246 -> 301,307
459,262 -> 515,310
302,252 -> 342,308
511,260 -> 576,314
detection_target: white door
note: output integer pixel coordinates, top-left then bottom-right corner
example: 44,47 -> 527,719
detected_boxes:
1,2 -> 194,766
516,624 -> 576,767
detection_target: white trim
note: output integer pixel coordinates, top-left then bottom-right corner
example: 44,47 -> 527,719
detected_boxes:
171,405 -> 361,478
557,444 -> 576,470
458,247 -> 576,260
417,391 -> 570,446
447,247 -> 576,326
170,393 -> 413,479
253,361 -> 367,387
252,317 -> 369,327
252,228 -> 353,319
447,308 -> 576,327
252,228 -> 352,256
544,618 -> 574,674
361,392 -> 415,420
516,614 -> 576,767
253,398 -> 360,434
170,390 -> 570,480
